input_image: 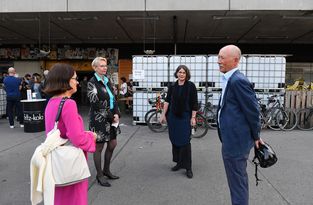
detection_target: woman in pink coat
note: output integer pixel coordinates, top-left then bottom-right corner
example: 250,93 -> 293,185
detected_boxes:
44,63 -> 96,205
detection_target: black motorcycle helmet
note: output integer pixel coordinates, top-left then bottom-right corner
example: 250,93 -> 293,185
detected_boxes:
254,142 -> 277,168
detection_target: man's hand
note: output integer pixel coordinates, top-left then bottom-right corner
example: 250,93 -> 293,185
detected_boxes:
255,138 -> 264,149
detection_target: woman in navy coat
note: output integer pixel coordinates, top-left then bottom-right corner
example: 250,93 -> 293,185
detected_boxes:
160,65 -> 198,179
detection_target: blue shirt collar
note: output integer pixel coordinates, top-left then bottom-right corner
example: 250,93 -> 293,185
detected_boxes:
223,68 -> 239,81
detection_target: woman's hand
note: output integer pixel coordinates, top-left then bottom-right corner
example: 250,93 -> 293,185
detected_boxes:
113,114 -> 119,123
160,113 -> 167,124
92,132 -> 97,142
191,117 -> 196,126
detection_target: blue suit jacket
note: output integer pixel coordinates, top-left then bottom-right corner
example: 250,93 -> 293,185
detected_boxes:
217,70 -> 260,158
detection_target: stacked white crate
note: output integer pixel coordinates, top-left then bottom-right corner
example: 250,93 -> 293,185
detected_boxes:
132,55 -> 168,88
246,56 -> 286,104
132,55 -> 169,124
131,54 -> 287,125
246,56 -> 286,89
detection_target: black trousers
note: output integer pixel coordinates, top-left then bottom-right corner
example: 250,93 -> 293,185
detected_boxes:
6,96 -> 23,126
172,143 -> 192,170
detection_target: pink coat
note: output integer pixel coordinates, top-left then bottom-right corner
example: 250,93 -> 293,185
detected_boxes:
45,97 -> 96,205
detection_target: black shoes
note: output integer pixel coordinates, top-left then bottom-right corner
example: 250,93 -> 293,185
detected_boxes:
186,170 -> 193,179
96,176 -> 111,187
171,164 -> 181,172
171,164 -> 193,178
103,171 -> 120,180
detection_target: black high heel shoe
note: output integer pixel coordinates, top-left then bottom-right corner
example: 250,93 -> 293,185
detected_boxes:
96,176 -> 111,187
103,171 -> 120,180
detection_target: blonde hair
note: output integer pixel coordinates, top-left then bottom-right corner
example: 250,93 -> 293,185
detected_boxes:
91,57 -> 107,68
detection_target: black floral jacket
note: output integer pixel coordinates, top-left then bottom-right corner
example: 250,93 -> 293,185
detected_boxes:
87,75 -> 120,143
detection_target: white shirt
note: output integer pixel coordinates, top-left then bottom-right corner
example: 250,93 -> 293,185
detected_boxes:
119,82 -> 127,95
218,68 -> 239,123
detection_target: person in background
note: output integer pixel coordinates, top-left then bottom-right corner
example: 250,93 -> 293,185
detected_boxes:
2,72 -> 8,79
0,72 -> 4,84
40,70 -> 49,101
20,73 -> 31,100
43,63 -> 96,205
217,45 -> 263,205
160,65 -> 198,179
32,73 -> 42,99
127,79 -> 133,97
125,79 -> 133,112
3,67 -> 24,128
88,57 -> 121,187
119,77 -> 127,97
79,76 -> 88,105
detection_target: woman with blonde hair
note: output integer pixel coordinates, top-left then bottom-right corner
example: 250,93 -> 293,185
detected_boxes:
88,57 -> 120,187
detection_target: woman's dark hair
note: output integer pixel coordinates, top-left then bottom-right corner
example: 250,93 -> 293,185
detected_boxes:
121,77 -> 127,82
43,63 -> 75,96
174,65 -> 191,81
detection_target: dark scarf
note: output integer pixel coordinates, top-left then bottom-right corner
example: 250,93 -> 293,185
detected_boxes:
171,80 -> 189,118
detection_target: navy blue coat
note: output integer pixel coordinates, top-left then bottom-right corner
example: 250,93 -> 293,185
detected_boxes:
217,70 -> 261,158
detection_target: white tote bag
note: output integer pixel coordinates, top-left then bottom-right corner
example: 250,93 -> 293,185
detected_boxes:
49,98 -> 90,186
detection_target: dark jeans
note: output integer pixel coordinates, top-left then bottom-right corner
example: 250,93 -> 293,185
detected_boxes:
6,96 -> 23,126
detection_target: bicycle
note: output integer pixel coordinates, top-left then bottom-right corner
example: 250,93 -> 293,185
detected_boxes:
144,90 -> 167,123
191,112 -> 209,138
258,94 -> 297,131
146,89 -> 209,137
297,106 -> 313,130
198,93 -> 217,130
146,89 -> 168,133
147,111 -> 209,138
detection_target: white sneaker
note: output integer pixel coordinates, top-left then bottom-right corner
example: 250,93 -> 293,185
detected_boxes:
10,126 -> 14,129
20,124 -> 24,128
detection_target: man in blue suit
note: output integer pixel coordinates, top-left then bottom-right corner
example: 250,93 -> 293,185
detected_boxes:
217,45 -> 263,205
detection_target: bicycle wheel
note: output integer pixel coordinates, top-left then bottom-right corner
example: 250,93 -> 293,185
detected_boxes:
191,113 -> 209,138
145,108 -> 157,123
297,109 -> 313,131
260,113 -> 267,129
280,109 -> 298,131
204,109 -> 217,129
147,110 -> 168,132
267,108 -> 284,131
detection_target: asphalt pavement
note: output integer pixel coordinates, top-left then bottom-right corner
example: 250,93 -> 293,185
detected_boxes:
0,106 -> 312,205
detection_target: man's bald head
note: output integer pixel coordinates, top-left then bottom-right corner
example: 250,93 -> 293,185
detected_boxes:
218,45 -> 241,73
220,45 -> 241,59
8,67 -> 16,76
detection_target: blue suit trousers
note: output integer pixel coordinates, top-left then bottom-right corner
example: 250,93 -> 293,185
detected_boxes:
222,153 -> 249,205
